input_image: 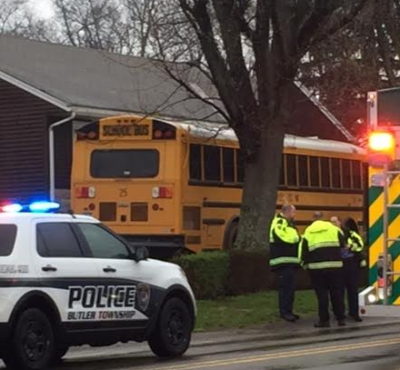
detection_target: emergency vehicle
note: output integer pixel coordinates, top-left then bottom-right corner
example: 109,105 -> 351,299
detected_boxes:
359,87 -> 400,315
0,201 -> 196,370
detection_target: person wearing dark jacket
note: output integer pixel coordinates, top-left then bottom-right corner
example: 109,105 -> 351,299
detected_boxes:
341,217 -> 365,322
301,212 -> 346,328
269,205 -> 301,322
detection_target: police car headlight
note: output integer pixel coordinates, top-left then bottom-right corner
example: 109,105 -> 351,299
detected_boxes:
136,283 -> 151,311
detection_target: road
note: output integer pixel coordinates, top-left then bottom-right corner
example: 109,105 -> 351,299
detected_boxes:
2,323 -> 400,369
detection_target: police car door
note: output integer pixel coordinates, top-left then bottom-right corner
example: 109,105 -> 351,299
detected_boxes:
74,222 -> 147,324
33,218 -> 101,325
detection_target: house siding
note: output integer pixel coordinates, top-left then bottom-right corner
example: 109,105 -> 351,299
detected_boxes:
0,79 -> 68,202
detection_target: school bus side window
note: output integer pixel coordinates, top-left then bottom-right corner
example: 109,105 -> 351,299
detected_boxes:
204,145 -> 221,182
223,148 -> 235,183
309,156 -> 320,187
286,154 -> 297,187
236,149 -> 244,184
352,160 -> 362,189
331,158 -> 341,188
320,157 -> 330,187
342,159 -> 351,189
189,144 -> 202,181
298,155 -> 309,187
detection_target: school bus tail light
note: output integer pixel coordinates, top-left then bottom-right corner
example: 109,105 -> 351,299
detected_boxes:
152,186 -> 173,199
75,186 -> 96,199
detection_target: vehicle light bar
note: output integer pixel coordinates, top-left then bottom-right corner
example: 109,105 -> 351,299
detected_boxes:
29,201 -> 61,212
1,204 -> 23,213
0,201 -> 61,213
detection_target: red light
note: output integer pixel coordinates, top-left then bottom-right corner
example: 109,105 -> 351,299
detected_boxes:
153,130 -> 163,139
152,186 -> 173,199
164,130 -> 173,139
369,131 -> 395,152
87,131 -> 98,140
77,132 -> 87,140
75,186 -> 88,198
75,186 -> 96,199
159,186 -> 173,198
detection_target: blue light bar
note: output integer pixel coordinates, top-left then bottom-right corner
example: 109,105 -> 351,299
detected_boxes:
29,201 -> 60,213
2,204 -> 23,213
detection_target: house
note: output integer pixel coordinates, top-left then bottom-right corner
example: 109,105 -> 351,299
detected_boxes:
0,35 -> 352,203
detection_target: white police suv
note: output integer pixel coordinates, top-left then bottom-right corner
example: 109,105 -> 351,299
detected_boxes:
0,201 -> 196,370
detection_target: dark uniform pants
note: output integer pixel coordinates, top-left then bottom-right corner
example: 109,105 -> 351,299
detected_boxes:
343,258 -> 360,317
309,269 -> 345,322
276,266 -> 296,316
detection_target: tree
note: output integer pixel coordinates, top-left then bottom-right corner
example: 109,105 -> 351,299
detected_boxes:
0,0 -> 28,34
173,0 -> 368,250
299,0 -> 400,138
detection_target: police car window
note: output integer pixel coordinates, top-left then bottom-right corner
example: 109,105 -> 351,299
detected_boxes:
0,224 -> 17,256
37,223 -> 83,258
78,223 -> 129,259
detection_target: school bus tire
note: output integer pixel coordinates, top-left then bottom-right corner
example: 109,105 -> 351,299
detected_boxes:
223,218 -> 239,250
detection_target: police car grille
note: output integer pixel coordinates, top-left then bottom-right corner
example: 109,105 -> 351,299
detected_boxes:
99,202 -> 117,221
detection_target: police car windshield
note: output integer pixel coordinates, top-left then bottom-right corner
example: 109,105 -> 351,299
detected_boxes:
0,224 -> 17,256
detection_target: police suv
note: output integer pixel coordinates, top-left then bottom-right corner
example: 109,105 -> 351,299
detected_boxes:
0,202 -> 196,370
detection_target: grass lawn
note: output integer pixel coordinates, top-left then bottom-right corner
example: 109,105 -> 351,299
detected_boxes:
195,290 -> 317,332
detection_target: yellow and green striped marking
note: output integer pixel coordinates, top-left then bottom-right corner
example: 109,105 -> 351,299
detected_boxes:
369,168 -> 400,305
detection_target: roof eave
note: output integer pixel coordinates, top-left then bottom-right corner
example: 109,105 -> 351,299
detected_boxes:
0,69 -> 70,112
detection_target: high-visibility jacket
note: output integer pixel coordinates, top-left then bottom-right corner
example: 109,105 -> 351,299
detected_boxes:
269,214 -> 300,269
346,230 -> 367,268
301,220 -> 344,270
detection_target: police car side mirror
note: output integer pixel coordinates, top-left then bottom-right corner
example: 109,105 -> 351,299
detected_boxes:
131,245 -> 149,262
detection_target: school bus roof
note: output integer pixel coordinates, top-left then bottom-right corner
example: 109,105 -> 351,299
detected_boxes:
161,119 -> 365,155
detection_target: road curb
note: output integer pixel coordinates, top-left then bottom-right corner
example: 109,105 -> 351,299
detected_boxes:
191,319 -> 400,348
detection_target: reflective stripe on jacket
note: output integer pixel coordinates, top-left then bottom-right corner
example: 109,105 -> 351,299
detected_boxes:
301,220 -> 344,270
269,214 -> 300,268
347,230 -> 367,267
347,230 -> 364,252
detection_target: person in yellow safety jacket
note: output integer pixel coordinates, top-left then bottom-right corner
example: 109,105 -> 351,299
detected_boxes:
269,204 -> 301,322
341,217 -> 365,323
301,212 -> 346,328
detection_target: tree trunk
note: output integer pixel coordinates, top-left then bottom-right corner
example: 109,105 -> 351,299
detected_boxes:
235,122 -> 285,251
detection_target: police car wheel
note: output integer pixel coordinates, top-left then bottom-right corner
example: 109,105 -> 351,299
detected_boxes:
4,308 -> 55,370
148,297 -> 192,357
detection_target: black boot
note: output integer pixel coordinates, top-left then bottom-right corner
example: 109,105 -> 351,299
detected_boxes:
314,321 -> 330,328
280,313 -> 296,322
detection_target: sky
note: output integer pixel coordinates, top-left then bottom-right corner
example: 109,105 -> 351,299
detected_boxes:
29,0 -> 55,19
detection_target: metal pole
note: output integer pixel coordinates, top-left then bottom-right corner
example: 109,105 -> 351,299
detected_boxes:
383,164 -> 389,305
49,112 -> 76,201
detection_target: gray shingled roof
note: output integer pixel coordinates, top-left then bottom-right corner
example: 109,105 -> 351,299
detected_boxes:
0,35 -> 353,141
0,35 -> 221,121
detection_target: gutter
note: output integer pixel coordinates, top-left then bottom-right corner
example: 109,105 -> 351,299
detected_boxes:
49,112 -> 76,201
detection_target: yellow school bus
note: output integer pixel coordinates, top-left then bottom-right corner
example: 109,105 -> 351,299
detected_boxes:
71,115 -> 366,257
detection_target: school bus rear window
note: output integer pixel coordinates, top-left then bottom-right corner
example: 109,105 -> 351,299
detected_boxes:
90,149 -> 159,178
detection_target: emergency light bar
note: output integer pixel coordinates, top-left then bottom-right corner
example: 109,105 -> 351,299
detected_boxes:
1,201 -> 60,213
